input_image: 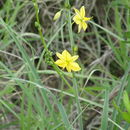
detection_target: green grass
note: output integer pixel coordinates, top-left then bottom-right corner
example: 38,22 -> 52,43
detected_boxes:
0,0 -> 130,129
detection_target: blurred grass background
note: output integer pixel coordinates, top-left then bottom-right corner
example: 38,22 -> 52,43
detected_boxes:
0,0 -> 130,130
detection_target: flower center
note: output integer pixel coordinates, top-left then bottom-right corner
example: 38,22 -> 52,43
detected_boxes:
80,18 -> 84,22
66,60 -> 71,65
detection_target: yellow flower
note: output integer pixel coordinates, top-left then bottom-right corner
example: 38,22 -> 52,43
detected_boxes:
73,6 -> 92,33
55,50 -> 81,72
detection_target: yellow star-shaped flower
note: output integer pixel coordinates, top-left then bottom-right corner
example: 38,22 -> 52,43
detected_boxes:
55,50 -> 81,72
73,6 -> 92,33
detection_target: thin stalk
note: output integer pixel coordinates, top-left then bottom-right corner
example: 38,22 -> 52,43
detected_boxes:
68,11 -> 74,53
33,0 -> 47,51
73,73 -> 83,130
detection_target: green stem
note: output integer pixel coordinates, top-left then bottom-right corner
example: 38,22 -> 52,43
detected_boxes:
65,0 -> 70,9
33,0 -> 47,51
73,73 -> 83,130
68,10 -> 74,53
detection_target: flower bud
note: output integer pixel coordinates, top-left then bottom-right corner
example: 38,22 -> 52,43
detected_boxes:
53,11 -> 61,21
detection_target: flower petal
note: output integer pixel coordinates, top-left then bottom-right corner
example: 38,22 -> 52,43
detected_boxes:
84,17 -> 92,21
55,60 -> 66,68
69,62 -> 81,71
56,52 -> 64,60
71,55 -> 79,62
62,50 -> 71,61
80,6 -> 85,17
73,15 -> 81,24
82,22 -> 88,31
78,24 -> 82,33
66,65 -> 71,72
73,8 -> 80,16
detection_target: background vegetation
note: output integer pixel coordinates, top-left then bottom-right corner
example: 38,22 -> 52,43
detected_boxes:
0,0 -> 130,129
